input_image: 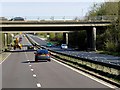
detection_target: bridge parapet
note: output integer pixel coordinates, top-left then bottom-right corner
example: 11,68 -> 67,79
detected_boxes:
0,15 -> 116,22
0,20 -> 111,25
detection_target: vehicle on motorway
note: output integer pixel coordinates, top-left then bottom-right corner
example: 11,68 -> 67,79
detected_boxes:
61,44 -> 68,49
12,38 -> 22,50
0,17 -> 8,21
46,42 -> 53,47
9,17 -> 24,21
27,45 -> 34,50
34,49 -> 51,62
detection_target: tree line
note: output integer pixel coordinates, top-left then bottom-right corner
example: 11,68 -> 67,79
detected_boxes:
87,1 -> 120,52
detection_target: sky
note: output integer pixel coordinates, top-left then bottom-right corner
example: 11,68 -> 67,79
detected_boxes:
0,0 -> 111,20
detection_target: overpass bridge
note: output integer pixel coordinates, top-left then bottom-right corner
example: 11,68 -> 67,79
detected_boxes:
1,20 -> 111,31
1,20 -> 112,51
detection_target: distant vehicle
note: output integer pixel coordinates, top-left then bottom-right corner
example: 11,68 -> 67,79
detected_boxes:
27,45 -> 34,50
34,49 -> 51,62
46,42 -> 52,47
0,17 -> 8,21
61,44 -> 68,49
9,17 -> 24,21
13,38 -> 22,50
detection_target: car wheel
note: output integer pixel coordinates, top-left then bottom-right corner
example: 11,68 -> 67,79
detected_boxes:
35,57 -> 38,62
48,59 -> 51,62
14,46 -> 16,50
35,59 -> 38,62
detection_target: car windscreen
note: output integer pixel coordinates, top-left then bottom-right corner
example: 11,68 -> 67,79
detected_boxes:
37,50 -> 48,54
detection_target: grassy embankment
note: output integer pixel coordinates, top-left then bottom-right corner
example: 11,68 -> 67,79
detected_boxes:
97,51 -> 120,57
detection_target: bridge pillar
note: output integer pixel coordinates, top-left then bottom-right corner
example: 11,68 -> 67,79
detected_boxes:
4,33 -> 7,46
63,33 -> 68,45
87,27 -> 96,51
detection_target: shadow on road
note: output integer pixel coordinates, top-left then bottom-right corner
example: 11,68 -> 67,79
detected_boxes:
5,50 -> 36,53
22,60 -> 48,63
51,49 -> 75,52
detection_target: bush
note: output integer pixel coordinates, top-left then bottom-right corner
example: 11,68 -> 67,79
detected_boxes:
104,41 -> 117,52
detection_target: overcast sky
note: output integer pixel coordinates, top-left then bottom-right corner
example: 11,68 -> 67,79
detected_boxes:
0,0 -> 109,20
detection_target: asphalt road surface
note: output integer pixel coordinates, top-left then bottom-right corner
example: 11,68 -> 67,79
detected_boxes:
28,34 -> 120,66
2,34 -> 116,88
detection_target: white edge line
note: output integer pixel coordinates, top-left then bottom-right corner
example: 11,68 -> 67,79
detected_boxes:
51,58 -> 117,89
0,53 -> 11,64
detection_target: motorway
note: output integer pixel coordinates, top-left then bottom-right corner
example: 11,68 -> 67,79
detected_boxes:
2,34 -> 116,88
29,34 -> 120,66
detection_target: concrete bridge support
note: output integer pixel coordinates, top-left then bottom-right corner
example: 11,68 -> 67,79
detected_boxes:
87,27 -> 96,51
4,33 -> 7,46
63,33 -> 69,45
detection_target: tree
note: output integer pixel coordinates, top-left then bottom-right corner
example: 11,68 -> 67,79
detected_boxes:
87,1 -> 120,52
49,33 -> 56,41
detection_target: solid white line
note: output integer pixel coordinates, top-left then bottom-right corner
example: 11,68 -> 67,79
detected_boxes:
51,58 -> 117,89
37,83 -> 41,88
0,53 -> 11,64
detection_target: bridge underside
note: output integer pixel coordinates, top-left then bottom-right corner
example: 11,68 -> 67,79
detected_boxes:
1,26 -> 106,33
1,26 -> 107,51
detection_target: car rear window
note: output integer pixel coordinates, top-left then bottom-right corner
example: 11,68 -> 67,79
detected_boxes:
37,49 -> 48,54
62,44 -> 67,46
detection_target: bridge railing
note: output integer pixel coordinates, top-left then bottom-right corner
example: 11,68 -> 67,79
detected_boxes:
85,15 -> 118,21
0,15 -> 118,22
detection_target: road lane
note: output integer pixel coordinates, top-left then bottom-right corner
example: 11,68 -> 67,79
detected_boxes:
2,34 -> 116,88
26,52 -> 111,88
2,34 -> 37,88
28,34 -> 120,66
2,52 -> 37,88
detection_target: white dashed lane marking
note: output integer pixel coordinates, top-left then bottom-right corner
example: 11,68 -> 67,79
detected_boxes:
33,74 -> 37,77
29,64 -> 32,67
24,36 -> 42,88
31,69 -> 34,71
37,83 -> 41,88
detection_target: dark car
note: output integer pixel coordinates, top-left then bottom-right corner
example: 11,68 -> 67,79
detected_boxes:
9,17 -> 24,21
27,45 -> 34,50
34,49 -> 51,62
